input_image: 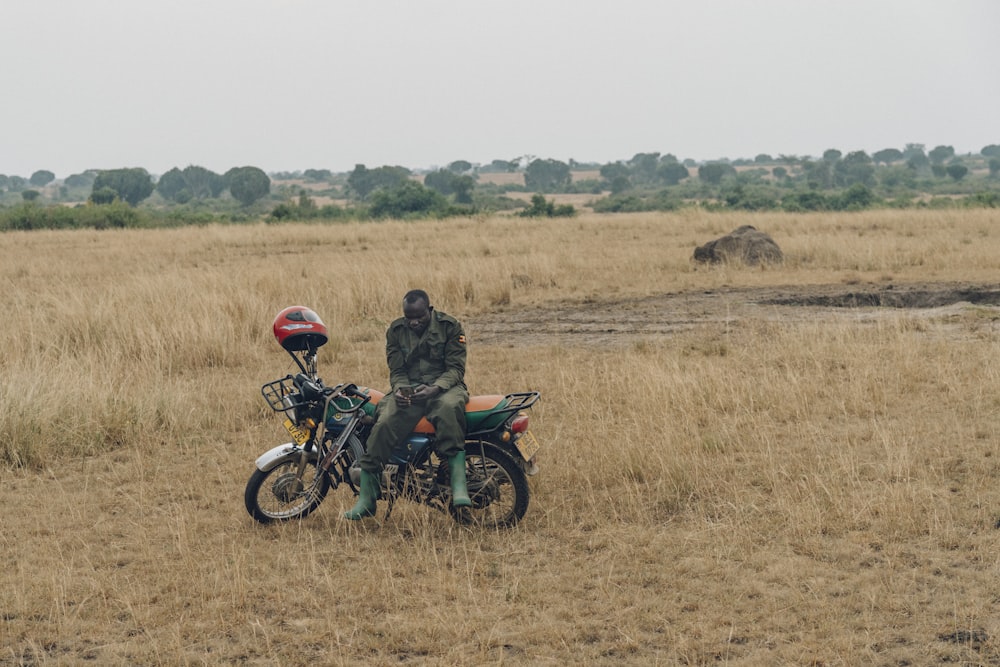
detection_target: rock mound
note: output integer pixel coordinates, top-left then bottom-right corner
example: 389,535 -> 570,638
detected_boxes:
693,225 -> 783,265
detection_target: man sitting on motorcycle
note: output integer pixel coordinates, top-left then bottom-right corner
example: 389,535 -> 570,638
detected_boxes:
345,289 -> 473,520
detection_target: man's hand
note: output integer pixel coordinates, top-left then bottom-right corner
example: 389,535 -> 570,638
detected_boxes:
411,384 -> 441,403
394,387 -> 414,407
394,384 -> 441,407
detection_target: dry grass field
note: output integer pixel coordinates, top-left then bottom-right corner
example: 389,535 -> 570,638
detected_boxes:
3,209 -> 1000,665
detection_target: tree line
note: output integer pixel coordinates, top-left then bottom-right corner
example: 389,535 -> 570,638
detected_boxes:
1,143 -> 999,230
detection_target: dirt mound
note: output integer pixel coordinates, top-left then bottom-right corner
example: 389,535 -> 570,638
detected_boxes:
693,225 -> 783,265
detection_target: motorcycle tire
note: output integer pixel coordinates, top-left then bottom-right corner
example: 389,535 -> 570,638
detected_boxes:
244,456 -> 331,524
450,441 -> 530,529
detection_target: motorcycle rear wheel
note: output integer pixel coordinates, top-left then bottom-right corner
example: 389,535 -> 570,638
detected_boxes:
450,442 -> 530,528
245,458 -> 330,524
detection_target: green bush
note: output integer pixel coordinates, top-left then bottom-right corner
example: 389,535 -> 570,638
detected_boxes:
368,181 -> 452,219
518,194 -> 575,217
781,190 -> 829,212
592,191 -> 681,213
964,192 -> 999,208
0,201 -> 146,231
722,185 -> 777,211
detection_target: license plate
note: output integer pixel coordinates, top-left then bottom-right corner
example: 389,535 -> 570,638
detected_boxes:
514,430 -> 541,461
283,418 -> 310,445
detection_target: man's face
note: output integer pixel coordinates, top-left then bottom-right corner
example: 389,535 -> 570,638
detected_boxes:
403,299 -> 431,335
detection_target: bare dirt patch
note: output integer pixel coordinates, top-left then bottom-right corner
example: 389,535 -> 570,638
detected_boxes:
469,281 -> 1000,347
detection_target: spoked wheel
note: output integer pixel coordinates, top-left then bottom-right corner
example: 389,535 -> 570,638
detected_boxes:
245,457 -> 330,524
450,442 -> 530,528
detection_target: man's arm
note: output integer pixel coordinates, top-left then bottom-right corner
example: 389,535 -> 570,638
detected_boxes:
431,321 -> 467,391
385,324 -> 410,391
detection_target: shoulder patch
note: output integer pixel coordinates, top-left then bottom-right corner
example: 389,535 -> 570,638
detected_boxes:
458,334 -> 466,344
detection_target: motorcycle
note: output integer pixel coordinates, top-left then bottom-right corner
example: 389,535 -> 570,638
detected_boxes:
244,306 -> 542,528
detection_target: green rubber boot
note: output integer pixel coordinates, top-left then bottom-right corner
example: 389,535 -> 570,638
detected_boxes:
449,451 -> 472,508
344,470 -> 379,520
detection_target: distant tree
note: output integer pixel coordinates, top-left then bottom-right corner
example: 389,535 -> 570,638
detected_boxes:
485,159 -> 517,173
754,154 -> 773,164
930,164 -> 947,178
657,161 -> 689,186
835,151 -> 876,187
872,148 -> 903,165
89,186 -> 119,205
524,158 -> 571,192
92,168 -> 154,206
781,190 -> 829,212
822,149 -> 842,162
878,165 -> 917,189
628,152 -> 660,185
347,164 -> 374,199
981,145 -> 1000,158
451,175 -> 475,204
423,169 -> 455,195
423,169 -> 475,203
906,151 -> 931,172
990,158 -> 1000,177
772,166 -> 788,179
64,172 -> 96,188
21,189 -> 41,201
928,145 -> 955,164
600,162 -> 630,192
722,184 -> 777,211
836,183 -> 877,210
29,170 -> 55,187
945,164 -> 969,181
225,166 -> 270,206
6,175 -> 28,192
156,167 -> 189,202
180,165 -> 225,198
347,164 -> 411,200
698,162 -> 736,185
0,174 -> 8,192
303,168 -> 332,182
368,181 -> 448,218
609,176 -> 630,195
447,160 -> 472,174
599,162 -> 630,184
802,160 -> 834,189
519,193 -> 575,218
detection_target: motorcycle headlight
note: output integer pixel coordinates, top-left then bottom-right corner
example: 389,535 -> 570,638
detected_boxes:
281,394 -> 299,422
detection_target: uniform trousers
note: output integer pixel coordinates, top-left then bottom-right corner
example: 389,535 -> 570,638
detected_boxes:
359,385 -> 469,474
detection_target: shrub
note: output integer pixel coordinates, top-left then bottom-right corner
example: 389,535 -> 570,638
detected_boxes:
368,181 -> 451,219
781,191 -> 829,212
518,194 -> 575,217
0,201 -> 146,231
722,185 -> 777,211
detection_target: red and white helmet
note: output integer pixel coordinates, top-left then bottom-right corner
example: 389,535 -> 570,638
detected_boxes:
272,306 -> 329,351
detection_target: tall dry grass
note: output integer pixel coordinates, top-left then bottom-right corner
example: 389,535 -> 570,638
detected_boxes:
2,209 -> 1000,665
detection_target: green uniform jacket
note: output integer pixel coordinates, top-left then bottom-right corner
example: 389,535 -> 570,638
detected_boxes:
386,308 -> 467,393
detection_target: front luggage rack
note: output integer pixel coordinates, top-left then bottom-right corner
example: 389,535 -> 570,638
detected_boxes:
261,376 -> 297,412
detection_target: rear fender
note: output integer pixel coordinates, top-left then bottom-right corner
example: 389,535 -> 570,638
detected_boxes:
255,443 -> 313,472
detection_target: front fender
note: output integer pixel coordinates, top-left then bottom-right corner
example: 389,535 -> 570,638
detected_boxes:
255,442 -> 313,472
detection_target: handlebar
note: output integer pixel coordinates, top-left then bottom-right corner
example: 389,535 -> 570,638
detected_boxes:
323,382 -> 371,413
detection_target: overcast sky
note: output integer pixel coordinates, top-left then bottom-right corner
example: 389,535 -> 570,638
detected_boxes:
2,0 -> 998,178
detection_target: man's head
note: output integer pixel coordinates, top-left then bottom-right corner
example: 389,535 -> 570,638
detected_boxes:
402,289 -> 432,335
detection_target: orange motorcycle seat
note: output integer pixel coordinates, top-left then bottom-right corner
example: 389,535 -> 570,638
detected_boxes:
361,389 -> 504,434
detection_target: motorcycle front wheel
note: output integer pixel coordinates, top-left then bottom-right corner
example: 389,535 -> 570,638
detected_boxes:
245,456 -> 330,524
450,442 -> 530,529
